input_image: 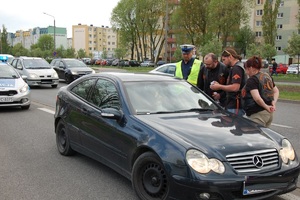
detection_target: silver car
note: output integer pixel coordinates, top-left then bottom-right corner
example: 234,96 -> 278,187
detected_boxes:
0,62 -> 31,110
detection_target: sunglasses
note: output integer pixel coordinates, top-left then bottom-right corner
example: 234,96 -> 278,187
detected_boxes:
222,50 -> 232,57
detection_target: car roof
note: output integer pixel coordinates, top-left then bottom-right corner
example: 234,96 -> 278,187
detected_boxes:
86,72 -> 179,82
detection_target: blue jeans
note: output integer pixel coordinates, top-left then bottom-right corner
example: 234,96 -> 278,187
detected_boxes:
227,108 -> 245,116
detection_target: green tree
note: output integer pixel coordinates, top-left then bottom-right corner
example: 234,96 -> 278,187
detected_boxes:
12,43 -> 30,57
114,47 -> 127,59
36,35 -> 54,51
262,0 -> 280,46
199,39 -> 223,59
102,49 -> 108,59
246,43 -> 262,57
233,25 -> 256,58
77,49 -> 87,59
261,44 -> 276,62
0,25 -> 12,54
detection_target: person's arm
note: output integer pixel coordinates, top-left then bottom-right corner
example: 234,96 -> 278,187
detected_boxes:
211,82 -> 240,92
250,89 -> 274,113
272,86 -> 279,111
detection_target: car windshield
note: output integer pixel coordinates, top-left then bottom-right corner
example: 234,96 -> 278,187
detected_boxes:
124,81 -> 217,114
23,59 -> 51,69
64,60 -> 87,68
0,65 -> 20,79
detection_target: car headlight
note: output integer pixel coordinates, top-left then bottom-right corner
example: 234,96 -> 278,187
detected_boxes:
28,73 -> 38,78
53,72 -> 58,78
19,83 -> 30,93
71,71 -> 78,75
186,149 -> 225,174
280,139 -> 295,164
92,69 -> 95,74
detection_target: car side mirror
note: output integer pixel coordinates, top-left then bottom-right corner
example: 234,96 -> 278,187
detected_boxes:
101,108 -> 126,126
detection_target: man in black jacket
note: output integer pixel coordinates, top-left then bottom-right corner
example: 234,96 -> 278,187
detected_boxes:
197,53 -> 229,107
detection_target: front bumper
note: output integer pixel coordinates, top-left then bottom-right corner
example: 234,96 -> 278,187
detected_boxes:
0,91 -> 31,108
168,164 -> 300,200
27,79 -> 59,86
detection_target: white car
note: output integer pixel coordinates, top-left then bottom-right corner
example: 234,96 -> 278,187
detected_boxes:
286,64 -> 299,74
0,62 -> 31,110
149,63 -> 176,76
140,60 -> 155,67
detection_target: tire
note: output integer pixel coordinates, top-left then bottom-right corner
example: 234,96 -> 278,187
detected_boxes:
21,105 -> 30,110
51,85 -> 58,88
65,74 -> 73,84
132,152 -> 169,200
56,120 -> 75,156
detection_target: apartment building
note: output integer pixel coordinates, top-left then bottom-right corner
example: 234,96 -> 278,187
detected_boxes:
7,26 -> 68,50
72,24 -> 118,59
251,0 -> 299,63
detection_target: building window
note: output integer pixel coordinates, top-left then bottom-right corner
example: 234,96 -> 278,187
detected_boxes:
256,21 -> 262,26
276,47 -> 282,51
256,0 -> 263,5
256,31 -> 262,37
277,13 -> 283,18
277,24 -> 283,29
256,10 -> 263,16
279,1 -> 284,7
276,35 -> 282,40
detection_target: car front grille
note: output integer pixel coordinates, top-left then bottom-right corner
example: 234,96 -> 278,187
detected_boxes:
226,149 -> 279,173
0,90 -> 18,96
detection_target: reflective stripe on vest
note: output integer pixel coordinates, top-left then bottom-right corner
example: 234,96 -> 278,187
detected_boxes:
175,59 -> 202,85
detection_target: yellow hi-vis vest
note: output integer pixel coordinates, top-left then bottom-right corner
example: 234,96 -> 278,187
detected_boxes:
175,59 -> 202,85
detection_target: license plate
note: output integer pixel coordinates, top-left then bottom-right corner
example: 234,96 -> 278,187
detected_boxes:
243,178 -> 275,196
0,97 -> 13,102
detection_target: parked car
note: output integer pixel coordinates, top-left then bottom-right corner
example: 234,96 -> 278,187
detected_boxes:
119,59 -> 129,67
0,61 -> 31,109
269,63 -> 288,74
149,62 -> 176,76
156,60 -> 166,66
111,59 -> 119,66
54,72 -> 300,200
50,58 -> 95,84
10,56 -> 59,88
286,64 -> 299,74
129,60 -> 140,67
140,60 -> 155,67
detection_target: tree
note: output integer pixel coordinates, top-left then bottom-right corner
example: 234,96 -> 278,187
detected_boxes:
233,25 -> 256,58
77,49 -> 87,59
36,35 -> 54,52
262,0 -> 280,46
261,44 -> 276,62
12,43 -> 29,57
199,39 -> 223,59
0,25 -> 12,54
284,32 -> 300,76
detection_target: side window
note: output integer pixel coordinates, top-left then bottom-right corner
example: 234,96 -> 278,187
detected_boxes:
11,59 -> 17,68
71,79 -> 96,100
89,79 -> 120,110
17,60 -> 23,69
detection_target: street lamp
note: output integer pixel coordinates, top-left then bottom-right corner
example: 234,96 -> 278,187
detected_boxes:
43,12 -> 56,53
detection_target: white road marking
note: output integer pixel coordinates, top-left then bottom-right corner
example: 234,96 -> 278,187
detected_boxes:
38,108 -> 55,115
271,123 -> 293,129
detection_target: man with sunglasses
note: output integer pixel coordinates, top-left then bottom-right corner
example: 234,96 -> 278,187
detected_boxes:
175,44 -> 202,85
197,53 -> 229,107
210,48 -> 247,116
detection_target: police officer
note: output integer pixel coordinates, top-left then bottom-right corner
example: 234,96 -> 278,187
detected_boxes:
175,44 -> 202,85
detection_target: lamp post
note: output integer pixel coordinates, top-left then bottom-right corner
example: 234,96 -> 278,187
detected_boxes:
43,12 -> 56,53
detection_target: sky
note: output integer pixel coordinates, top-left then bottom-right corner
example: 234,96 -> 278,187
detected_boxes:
0,0 -> 120,38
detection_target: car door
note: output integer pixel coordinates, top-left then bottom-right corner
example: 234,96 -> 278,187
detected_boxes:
56,61 -> 66,79
80,78 -> 135,171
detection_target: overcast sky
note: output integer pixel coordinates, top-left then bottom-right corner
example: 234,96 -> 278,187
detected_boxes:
0,0 -> 120,38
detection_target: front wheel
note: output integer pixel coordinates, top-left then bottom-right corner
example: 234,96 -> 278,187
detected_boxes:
56,120 -> 75,156
132,152 -> 169,200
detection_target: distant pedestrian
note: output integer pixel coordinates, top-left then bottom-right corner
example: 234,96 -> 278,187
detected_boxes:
271,58 -> 278,76
242,56 -> 279,128
197,53 -> 229,107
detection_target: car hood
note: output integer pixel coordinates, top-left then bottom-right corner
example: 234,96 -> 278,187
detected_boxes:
0,78 -> 26,89
25,68 -> 56,75
135,111 -> 280,158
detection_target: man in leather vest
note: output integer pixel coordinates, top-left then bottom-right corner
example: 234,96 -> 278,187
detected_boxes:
175,44 -> 202,85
